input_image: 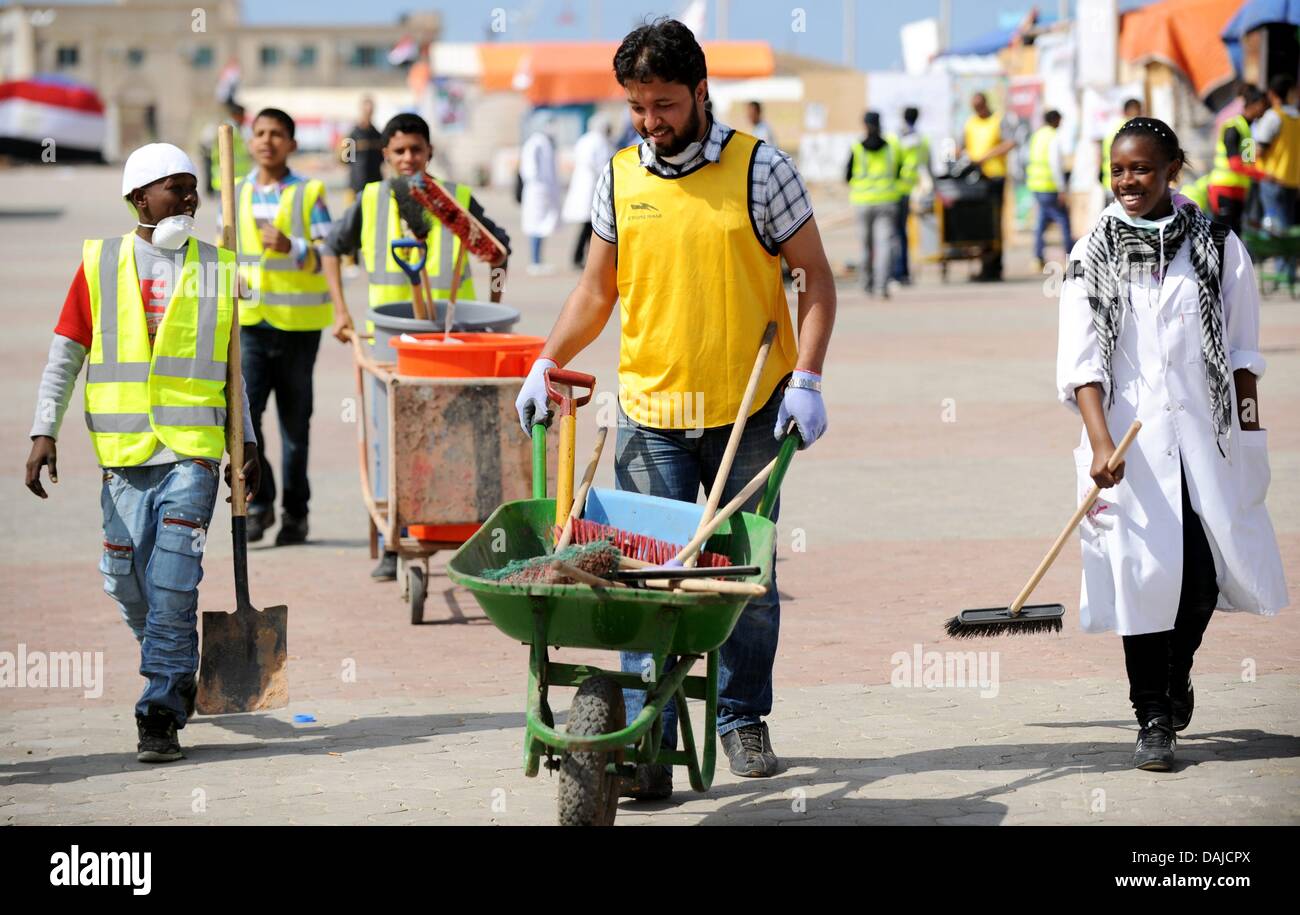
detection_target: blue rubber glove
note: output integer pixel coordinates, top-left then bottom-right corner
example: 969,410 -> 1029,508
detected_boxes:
515,357 -> 556,435
775,371 -> 826,450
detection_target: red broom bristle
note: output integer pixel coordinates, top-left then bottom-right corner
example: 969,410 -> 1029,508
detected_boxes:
567,518 -> 730,567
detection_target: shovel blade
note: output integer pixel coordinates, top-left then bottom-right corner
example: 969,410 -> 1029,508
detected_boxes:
196,603 -> 288,714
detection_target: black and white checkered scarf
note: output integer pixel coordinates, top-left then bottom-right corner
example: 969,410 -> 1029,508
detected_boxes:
1080,200 -> 1233,455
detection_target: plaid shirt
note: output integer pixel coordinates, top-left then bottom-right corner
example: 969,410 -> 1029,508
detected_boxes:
590,116 -> 813,249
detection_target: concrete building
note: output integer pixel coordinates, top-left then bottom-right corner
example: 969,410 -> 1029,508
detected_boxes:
0,0 -> 438,159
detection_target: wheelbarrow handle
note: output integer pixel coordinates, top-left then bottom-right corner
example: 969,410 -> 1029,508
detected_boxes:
389,238 -> 428,283
757,422 -> 801,520
543,367 -> 596,414
531,422 -> 547,500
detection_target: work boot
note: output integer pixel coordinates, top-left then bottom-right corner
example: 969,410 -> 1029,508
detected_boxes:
1133,716 -> 1176,772
619,764 -> 672,801
246,507 -> 274,543
371,551 -> 398,582
1170,676 -> 1194,733
721,722 -> 778,777
275,513 -> 308,546
136,709 -> 184,764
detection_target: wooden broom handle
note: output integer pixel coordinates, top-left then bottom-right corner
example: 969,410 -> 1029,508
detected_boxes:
1007,420 -> 1142,616
688,321 -> 777,567
219,124 -> 246,518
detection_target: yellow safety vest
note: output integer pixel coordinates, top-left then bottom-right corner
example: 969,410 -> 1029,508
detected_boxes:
965,112 -> 1006,178
1101,118 -> 1123,188
1210,115 -> 1252,190
850,138 -> 901,205
83,233 -> 235,466
359,178 -> 477,309
210,123 -> 251,192
1259,106 -> 1300,190
1026,125 -> 1058,193
612,131 -> 797,430
234,177 -> 331,331
896,132 -> 929,195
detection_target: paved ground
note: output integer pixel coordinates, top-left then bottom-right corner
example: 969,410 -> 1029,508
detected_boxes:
1,165 -> 1297,825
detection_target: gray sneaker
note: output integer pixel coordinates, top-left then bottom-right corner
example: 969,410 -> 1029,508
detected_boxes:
721,722 -> 778,777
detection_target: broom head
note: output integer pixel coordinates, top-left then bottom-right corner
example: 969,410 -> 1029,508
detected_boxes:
944,603 -> 1065,639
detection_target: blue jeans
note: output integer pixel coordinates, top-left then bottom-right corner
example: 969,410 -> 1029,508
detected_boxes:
891,196 -> 911,281
241,323 -> 320,519
1033,191 -> 1074,261
1259,181 -> 1296,285
615,386 -> 784,750
99,459 -> 220,725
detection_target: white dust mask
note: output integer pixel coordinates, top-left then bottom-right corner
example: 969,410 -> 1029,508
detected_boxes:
139,214 -> 195,249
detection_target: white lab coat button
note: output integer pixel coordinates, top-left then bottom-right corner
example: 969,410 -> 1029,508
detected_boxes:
1179,405 -> 1185,411
1165,404 -> 1172,411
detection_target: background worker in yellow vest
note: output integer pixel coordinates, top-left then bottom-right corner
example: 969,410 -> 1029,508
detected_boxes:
220,108 -> 334,546
1252,74 -> 1300,284
515,18 -> 836,798
1208,84 -> 1270,236
1027,109 -> 1074,271
845,111 -> 902,297
890,106 -> 931,285
205,101 -> 251,196
24,143 -> 260,764
1100,97 -> 1143,200
960,91 -> 1016,281
323,112 -> 511,581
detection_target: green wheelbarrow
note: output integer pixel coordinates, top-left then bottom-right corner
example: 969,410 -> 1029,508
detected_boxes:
446,422 -> 798,825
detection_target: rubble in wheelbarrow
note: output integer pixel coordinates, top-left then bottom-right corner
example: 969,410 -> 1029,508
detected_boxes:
482,541 -> 621,586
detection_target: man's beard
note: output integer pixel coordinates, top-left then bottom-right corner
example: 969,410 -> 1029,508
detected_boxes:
646,102 -> 703,159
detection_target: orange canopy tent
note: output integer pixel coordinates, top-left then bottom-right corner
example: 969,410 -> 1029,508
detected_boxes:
1119,0 -> 1245,99
477,41 -> 775,106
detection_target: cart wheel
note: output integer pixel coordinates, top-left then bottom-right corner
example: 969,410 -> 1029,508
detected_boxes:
557,676 -> 625,826
408,565 -> 427,625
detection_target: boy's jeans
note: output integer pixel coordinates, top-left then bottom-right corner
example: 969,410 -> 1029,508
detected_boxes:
99,458 -> 220,726
615,387 -> 784,751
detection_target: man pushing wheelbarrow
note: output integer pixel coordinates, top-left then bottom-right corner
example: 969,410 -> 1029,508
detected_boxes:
513,18 -> 836,800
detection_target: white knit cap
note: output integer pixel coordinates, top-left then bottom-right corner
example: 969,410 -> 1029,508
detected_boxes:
120,143 -> 197,197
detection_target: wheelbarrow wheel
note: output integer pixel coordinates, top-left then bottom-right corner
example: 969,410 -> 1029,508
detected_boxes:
408,565 -> 427,624
558,676 -> 625,826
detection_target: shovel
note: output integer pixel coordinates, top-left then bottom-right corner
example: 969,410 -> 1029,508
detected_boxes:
196,123 -> 289,714
390,237 -> 431,322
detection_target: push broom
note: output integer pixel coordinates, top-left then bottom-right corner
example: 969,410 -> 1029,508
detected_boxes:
944,420 -> 1141,639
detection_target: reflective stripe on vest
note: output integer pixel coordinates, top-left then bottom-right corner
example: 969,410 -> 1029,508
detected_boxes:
234,177 -> 331,330
360,178 -> 477,308
850,139 -> 900,205
1211,115 -> 1252,190
83,234 -> 233,466
1026,126 -> 1058,193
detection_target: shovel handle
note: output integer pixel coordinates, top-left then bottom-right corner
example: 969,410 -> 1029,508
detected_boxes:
544,367 -> 596,415
1007,419 -> 1142,616
390,238 -> 428,279
220,124 -> 251,611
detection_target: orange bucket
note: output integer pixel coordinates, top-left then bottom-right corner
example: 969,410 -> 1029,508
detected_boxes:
390,332 -> 546,378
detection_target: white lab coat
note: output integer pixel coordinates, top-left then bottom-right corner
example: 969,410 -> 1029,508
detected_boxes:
563,129 -> 614,225
520,131 -> 559,238
1057,212 -> 1288,636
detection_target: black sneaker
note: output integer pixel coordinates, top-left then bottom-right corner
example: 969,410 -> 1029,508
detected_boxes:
136,709 -> 184,764
275,513 -> 308,546
246,508 -> 274,543
371,551 -> 398,582
721,722 -> 778,777
621,764 -> 676,800
619,764 -> 672,801
1133,716 -> 1176,772
1170,677 -> 1194,733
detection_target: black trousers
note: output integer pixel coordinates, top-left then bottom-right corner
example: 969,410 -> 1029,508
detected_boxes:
979,177 -> 1005,279
1121,465 -> 1218,724
241,324 -> 321,519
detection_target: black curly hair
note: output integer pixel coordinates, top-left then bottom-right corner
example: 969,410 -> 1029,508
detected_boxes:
613,17 -> 707,91
1113,116 -> 1189,175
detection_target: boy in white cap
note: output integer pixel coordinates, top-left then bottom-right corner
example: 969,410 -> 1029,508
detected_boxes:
24,143 -> 260,763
